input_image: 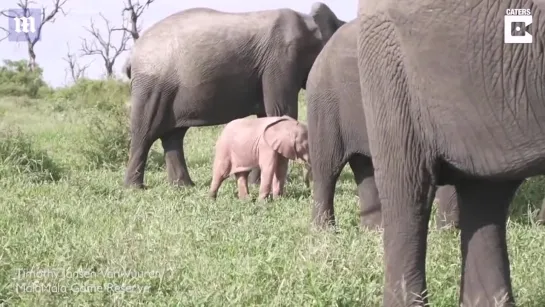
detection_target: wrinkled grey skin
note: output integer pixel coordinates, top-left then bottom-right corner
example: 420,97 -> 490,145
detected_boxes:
307,20 -> 459,230
356,0 -> 545,305
124,3 -> 344,188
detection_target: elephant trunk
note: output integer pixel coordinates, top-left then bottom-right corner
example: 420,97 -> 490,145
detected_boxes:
304,163 -> 312,188
538,197 -> 545,225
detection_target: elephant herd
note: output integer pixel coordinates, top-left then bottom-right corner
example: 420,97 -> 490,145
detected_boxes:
123,3 -> 343,188
123,1 -> 545,306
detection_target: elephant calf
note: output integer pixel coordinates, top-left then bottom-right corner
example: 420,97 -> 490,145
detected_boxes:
210,116 -> 311,200
306,19 -> 459,229
123,3 -> 344,189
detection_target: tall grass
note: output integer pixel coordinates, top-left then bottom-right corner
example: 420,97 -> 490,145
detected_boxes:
0,128 -> 62,183
0,63 -> 544,306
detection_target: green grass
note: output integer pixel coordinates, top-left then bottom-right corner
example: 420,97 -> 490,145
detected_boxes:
1,91 -> 545,307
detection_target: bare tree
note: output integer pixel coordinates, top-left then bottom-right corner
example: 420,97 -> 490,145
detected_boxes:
0,0 -> 68,71
63,43 -> 90,83
80,13 -> 129,78
117,0 -> 156,41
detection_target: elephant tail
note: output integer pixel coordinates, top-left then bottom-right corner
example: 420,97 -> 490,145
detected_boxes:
122,57 -> 131,79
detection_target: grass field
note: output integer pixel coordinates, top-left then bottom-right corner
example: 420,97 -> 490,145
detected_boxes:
1,85 -> 545,306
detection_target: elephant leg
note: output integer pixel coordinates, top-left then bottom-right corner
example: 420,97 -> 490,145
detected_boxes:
272,157 -> 289,198
537,196 -> 545,225
456,179 -> 522,307
349,155 -> 381,229
209,175 -> 226,199
257,165 -> 275,201
124,134 -> 154,189
248,168 -> 261,185
303,163 -> 312,188
209,165 -> 229,199
311,163 -> 343,229
248,113 -> 266,186
235,171 -> 250,200
435,185 -> 460,230
378,167 -> 435,306
258,72 -> 299,186
368,140 -> 435,305
160,127 -> 194,187
308,121 -> 344,228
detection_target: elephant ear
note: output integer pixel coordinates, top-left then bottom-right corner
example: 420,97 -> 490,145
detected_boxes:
263,117 -> 298,160
310,2 -> 344,43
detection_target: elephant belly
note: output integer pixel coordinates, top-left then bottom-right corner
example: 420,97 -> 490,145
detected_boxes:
229,151 -> 259,175
172,82 -> 261,127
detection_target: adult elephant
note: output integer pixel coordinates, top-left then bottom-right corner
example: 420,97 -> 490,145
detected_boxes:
357,0 -> 545,306
306,20 -> 459,230
124,3 -> 344,188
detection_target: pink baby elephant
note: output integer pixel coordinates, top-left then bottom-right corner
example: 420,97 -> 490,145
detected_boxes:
209,115 -> 311,200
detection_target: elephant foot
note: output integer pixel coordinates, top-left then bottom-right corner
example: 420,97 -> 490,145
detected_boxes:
359,221 -> 382,231
303,166 -> 312,188
537,204 -> 545,225
209,191 -> 217,199
257,193 -> 272,202
170,178 -> 195,187
238,194 -> 252,201
311,214 -> 336,230
124,182 -> 148,190
436,221 -> 460,231
359,207 -> 382,230
311,220 -> 338,233
272,191 -> 284,200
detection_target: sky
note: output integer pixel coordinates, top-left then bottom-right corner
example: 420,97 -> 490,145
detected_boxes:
0,0 -> 357,88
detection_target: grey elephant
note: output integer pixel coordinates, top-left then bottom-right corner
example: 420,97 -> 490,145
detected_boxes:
356,0 -> 545,306
123,3 -> 344,188
306,20 -> 459,230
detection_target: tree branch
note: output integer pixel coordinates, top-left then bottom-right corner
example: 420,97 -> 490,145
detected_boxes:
0,9 -> 16,42
32,0 -> 68,45
11,0 -> 68,45
3,0 -> 68,70
63,42 -> 91,83
0,27 -> 8,42
80,13 -> 130,77
116,0 -> 156,41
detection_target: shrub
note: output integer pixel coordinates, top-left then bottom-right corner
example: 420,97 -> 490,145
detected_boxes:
0,60 -> 49,98
0,129 -> 62,182
80,104 -> 164,171
80,104 -> 131,170
51,78 -> 129,112
46,77 -> 163,171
